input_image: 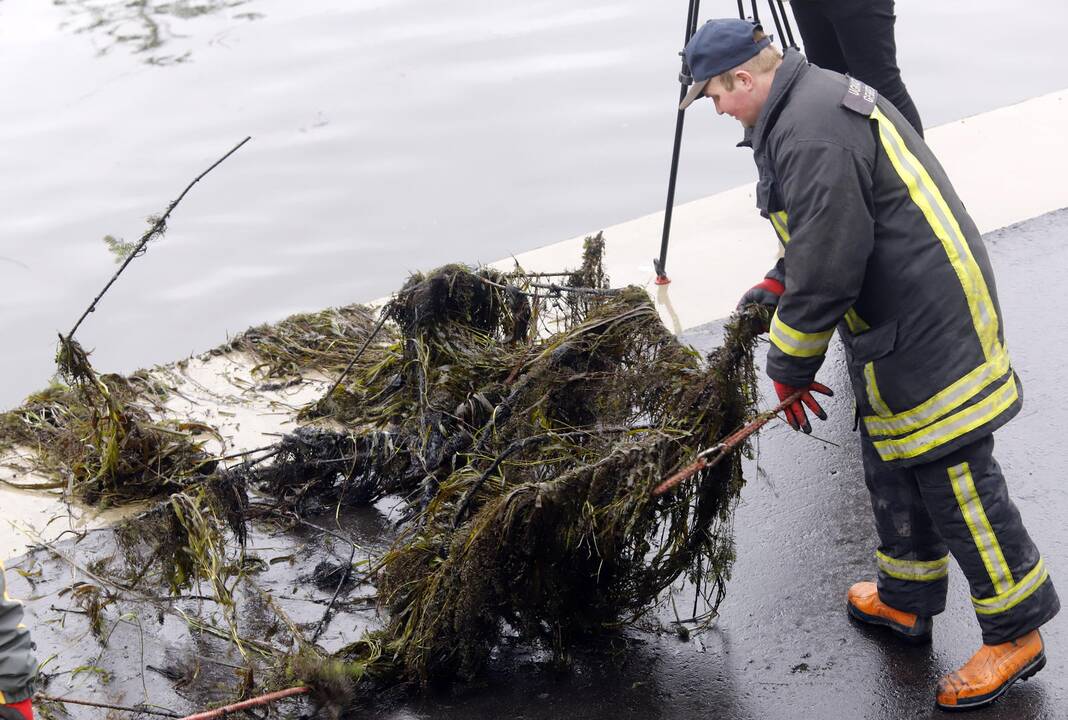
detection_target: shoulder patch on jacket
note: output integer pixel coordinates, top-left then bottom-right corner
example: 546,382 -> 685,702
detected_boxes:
842,77 -> 877,116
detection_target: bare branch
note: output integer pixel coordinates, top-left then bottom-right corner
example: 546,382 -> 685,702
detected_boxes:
66,136 -> 252,341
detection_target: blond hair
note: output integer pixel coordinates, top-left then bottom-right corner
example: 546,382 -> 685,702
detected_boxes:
716,30 -> 782,91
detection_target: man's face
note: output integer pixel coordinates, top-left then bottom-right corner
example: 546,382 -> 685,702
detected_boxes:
702,72 -> 762,128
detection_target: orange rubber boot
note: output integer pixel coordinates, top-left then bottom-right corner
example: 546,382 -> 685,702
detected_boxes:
936,630 -> 1046,711
847,581 -> 932,644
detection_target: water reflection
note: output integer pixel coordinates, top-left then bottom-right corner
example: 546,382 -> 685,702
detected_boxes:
53,0 -> 264,65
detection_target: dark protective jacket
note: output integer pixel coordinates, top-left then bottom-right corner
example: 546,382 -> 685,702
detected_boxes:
750,49 -> 1020,467
0,561 -> 35,705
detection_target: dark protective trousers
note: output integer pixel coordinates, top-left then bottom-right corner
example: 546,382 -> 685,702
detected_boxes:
0,562 -> 35,705
789,0 -> 924,136
862,434 -> 1059,645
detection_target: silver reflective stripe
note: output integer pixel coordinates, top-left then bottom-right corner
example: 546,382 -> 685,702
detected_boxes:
872,108 -> 1000,363
863,361 -> 892,418
973,558 -> 1049,616
871,374 -> 1018,462
769,312 -> 833,359
876,551 -> 949,582
864,351 -> 1010,438
949,462 -> 1014,594
770,211 -> 790,245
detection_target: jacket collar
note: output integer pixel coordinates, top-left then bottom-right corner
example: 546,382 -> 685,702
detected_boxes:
751,48 -> 806,153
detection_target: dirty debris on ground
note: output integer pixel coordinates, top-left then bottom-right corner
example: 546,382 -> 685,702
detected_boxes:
0,235 -> 771,717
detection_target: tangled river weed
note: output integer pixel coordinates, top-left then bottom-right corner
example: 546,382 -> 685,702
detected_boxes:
0,236 -> 767,714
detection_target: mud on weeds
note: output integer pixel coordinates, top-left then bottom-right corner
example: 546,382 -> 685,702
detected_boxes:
0,236 -> 767,716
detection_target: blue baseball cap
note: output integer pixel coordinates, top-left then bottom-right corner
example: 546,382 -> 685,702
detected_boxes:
679,19 -> 771,110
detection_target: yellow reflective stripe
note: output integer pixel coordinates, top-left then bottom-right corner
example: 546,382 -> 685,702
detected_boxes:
864,348 -> 1010,438
844,308 -> 870,334
769,311 -> 833,358
973,558 -> 1048,615
872,374 -> 1018,462
949,462 -> 1014,594
770,211 -> 790,245
871,108 -> 1000,365
0,689 -> 5,704
864,361 -> 892,417
876,551 -> 949,581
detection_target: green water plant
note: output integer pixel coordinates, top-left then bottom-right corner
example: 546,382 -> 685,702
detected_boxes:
9,238 -> 766,714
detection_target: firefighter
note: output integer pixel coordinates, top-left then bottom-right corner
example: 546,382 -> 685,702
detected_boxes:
680,18 -> 1059,710
0,562 -> 35,720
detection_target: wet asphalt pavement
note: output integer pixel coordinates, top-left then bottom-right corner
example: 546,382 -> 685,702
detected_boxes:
8,210 -> 1066,720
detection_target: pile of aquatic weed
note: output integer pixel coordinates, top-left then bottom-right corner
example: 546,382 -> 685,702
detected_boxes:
5,237 -> 768,714
220,302 -> 390,380
0,301 -> 391,503
369,290 -> 761,685
0,337 -> 214,503
230,237 -> 766,696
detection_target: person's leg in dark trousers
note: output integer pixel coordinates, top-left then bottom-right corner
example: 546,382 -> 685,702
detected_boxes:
790,0 -> 924,136
787,1 -> 848,74
861,440 -> 950,617
913,434 -> 1059,643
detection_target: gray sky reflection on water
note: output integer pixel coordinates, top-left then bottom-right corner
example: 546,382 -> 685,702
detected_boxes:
1,0 -> 1065,408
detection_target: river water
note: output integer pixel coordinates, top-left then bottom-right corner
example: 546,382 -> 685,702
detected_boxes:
2,0 -> 1066,409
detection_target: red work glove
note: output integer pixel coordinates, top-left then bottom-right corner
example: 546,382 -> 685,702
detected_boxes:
0,699 -> 33,720
736,277 -> 785,311
774,380 -> 833,434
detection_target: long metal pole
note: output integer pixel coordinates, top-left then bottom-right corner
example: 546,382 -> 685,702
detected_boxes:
651,390 -> 803,497
765,0 -> 787,48
653,0 -> 701,285
776,0 -> 797,47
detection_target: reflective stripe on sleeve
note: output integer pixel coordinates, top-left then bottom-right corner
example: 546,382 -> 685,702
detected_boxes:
876,551 -> 949,582
948,462 -> 1014,595
871,108 -> 1001,365
766,210 -> 869,343
770,211 -> 790,245
871,373 -> 1018,462
769,311 -> 833,358
973,558 -> 1049,616
863,348 -> 1010,438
